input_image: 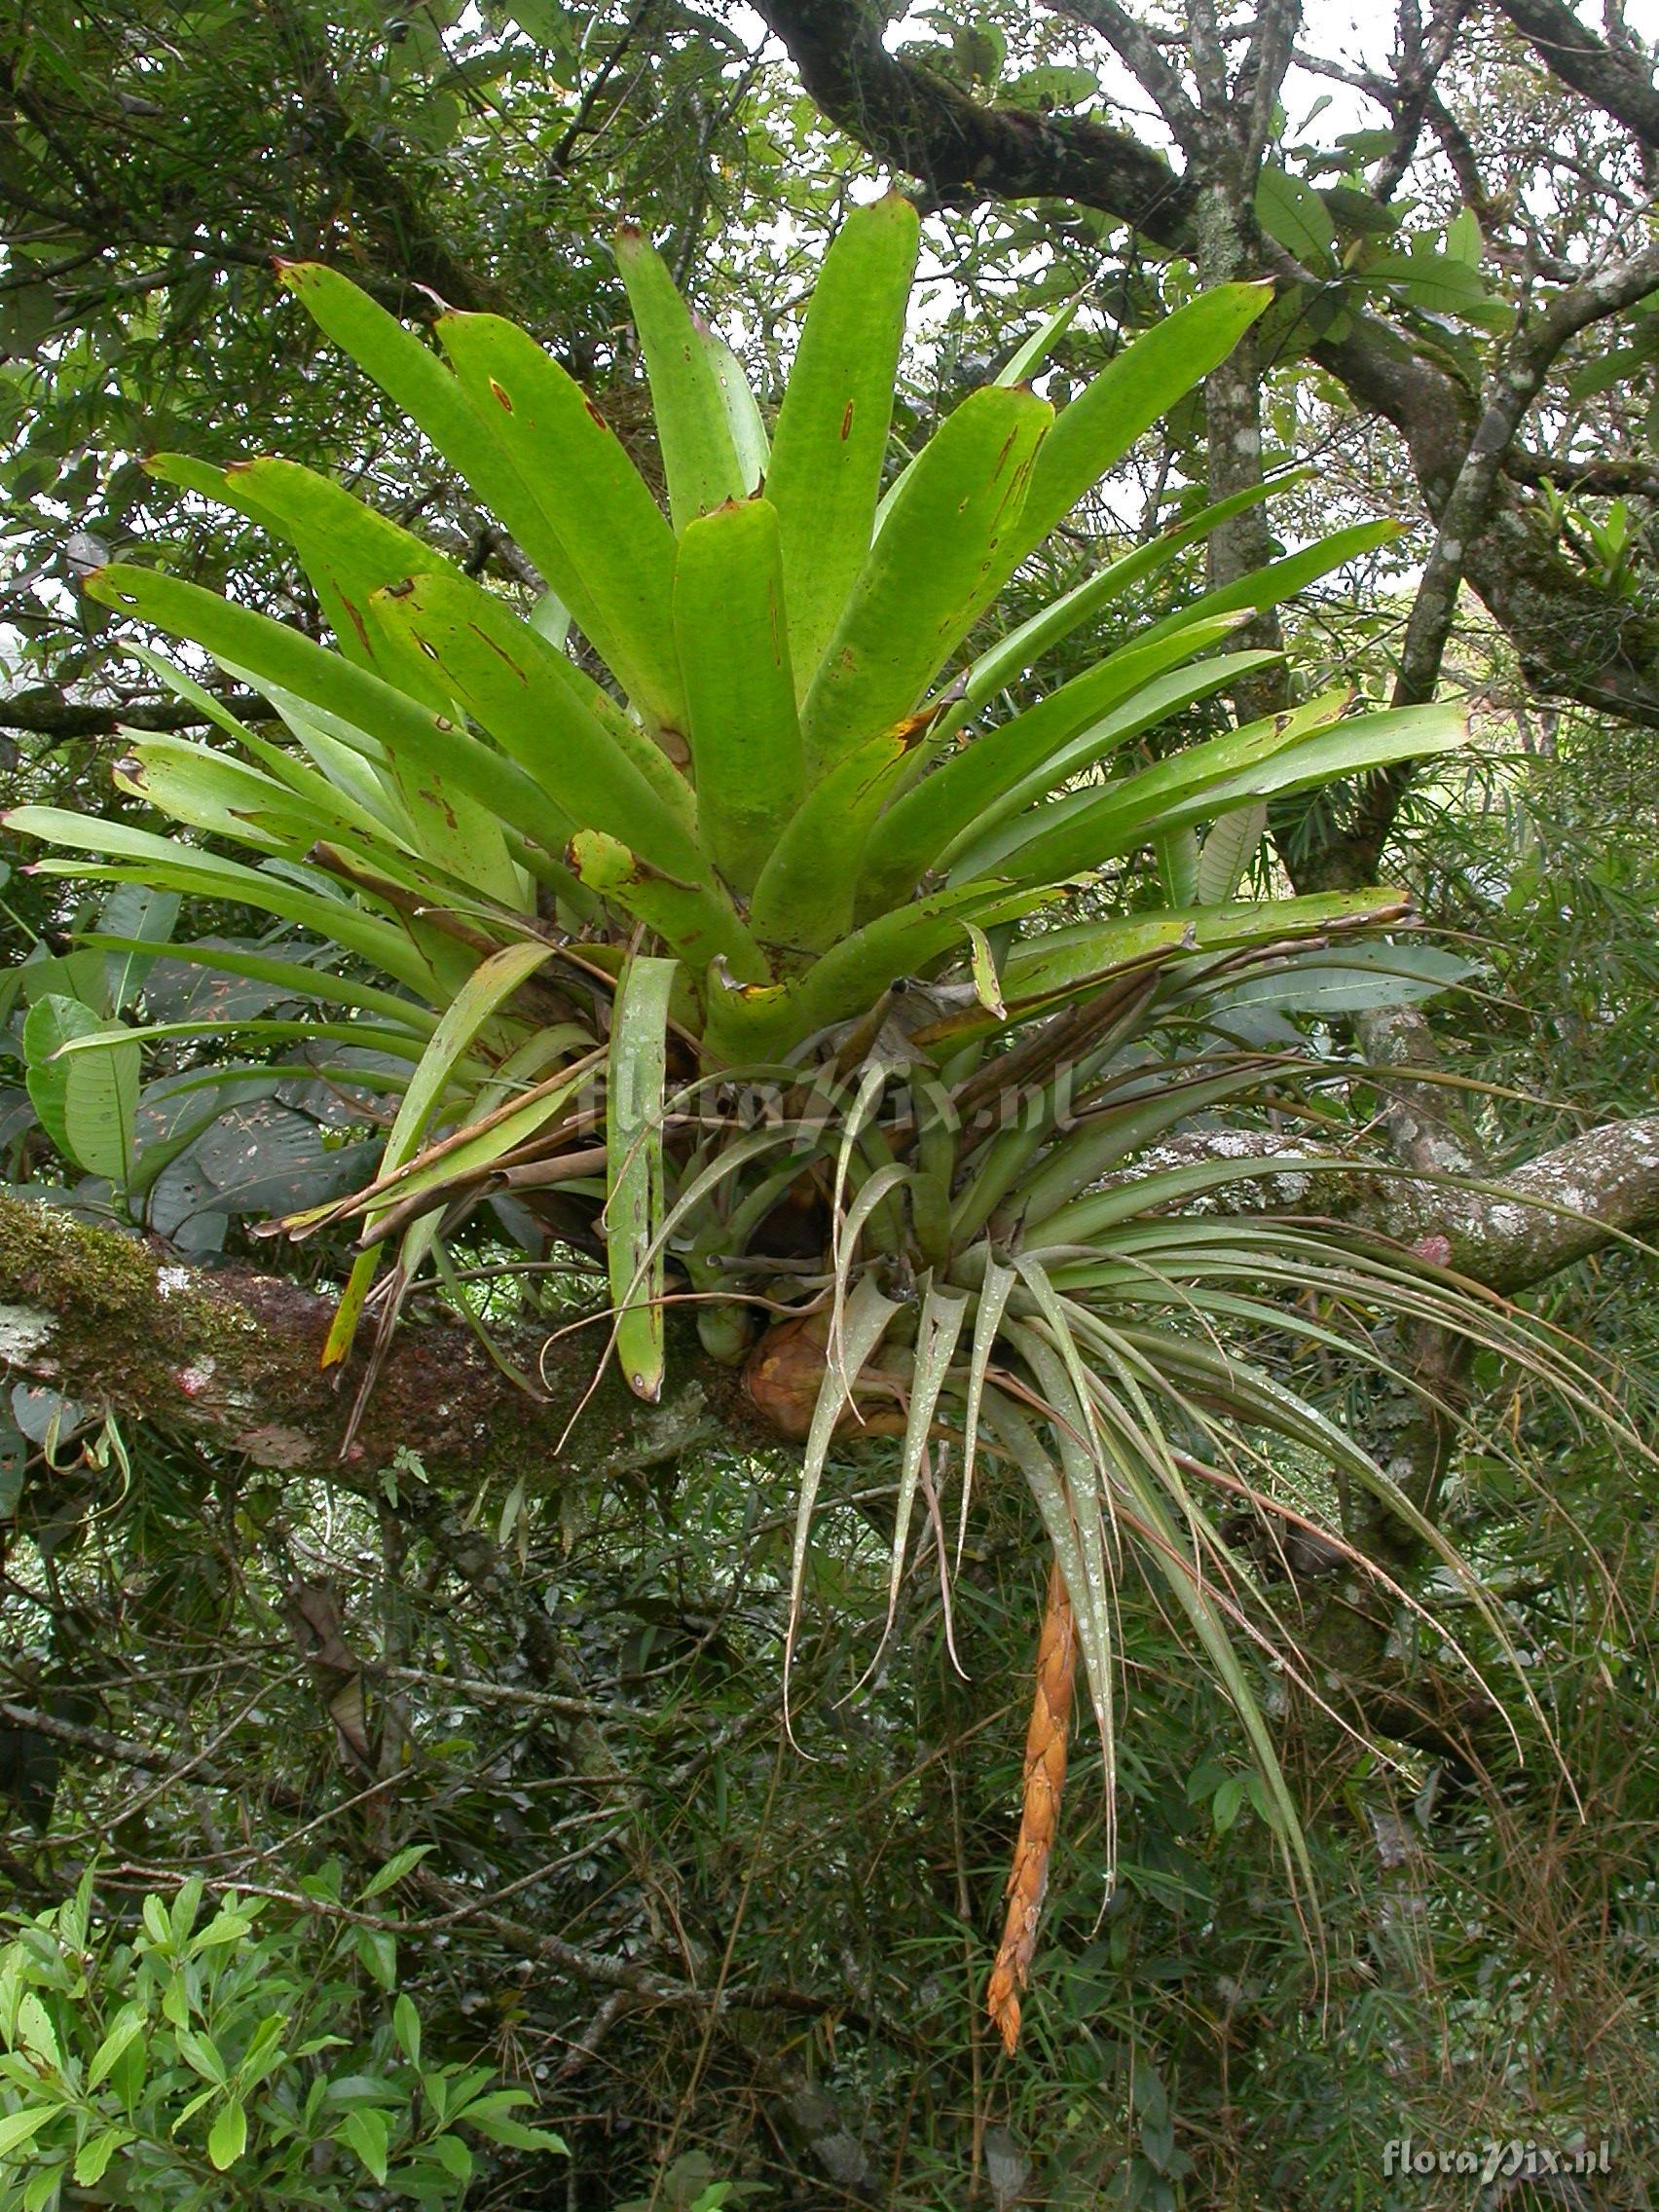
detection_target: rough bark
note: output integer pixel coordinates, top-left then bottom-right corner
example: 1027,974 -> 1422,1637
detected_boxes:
0,1190 -> 743,1488
1490,0 -> 1659,149
750,0 -> 1195,240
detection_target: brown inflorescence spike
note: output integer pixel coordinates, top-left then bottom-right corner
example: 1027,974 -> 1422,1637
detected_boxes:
986,1555 -> 1078,2057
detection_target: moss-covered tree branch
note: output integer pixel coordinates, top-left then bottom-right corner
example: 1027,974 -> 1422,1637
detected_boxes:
0,1191 -> 742,1487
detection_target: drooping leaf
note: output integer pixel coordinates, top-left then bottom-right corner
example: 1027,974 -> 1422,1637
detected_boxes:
606,956 -> 679,1401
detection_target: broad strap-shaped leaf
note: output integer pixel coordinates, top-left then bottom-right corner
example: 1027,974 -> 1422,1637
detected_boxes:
5,807 -> 441,995
921,471 -> 1310,759
954,700 -> 1466,890
1137,520 -> 1403,647
82,566 -> 578,874
798,384 -> 1051,782
764,193 -> 920,697
81,935 -> 435,1033
946,645 -> 1286,846
1010,282 -> 1272,563
606,955 -> 679,1402
367,571 -> 703,880
905,887 -> 1411,1057
615,227 -> 751,530
713,879 -> 1049,1064
996,297 -> 1080,386
701,316 -> 768,493
746,729 -> 910,959
148,451 -> 457,637
434,308 -> 687,731
158,454 -> 691,834
860,623 -> 1270,906
146,456 -> 525,904
113,734 -> 402,860
258,301 -> 665,894
1002,886 -> 1412,1006
673,498 -> 805,893
968,683 -> 1360,887
126,649 -> 404,840
276,260 -> 574,597
223,677 -> 412,834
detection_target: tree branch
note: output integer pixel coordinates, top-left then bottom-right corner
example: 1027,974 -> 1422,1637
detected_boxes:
1049,0 -> 1206,151
1504,446 -> 1659,498
1312,300 -> 1659,749
1087,1108 -> 1659,1292
0,1698 -> 229,1787
1490,0 -> 1659,149
755,0 -> 1659,748
0,1192 -> 743,1487
0,689 -> 267,743
4,1110 -> 1656,1486
1391,238 -> 1659,715
749,0 -> 1195,241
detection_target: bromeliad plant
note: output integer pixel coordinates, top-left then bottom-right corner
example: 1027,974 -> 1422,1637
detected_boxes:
7,197 -> 1601,2050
